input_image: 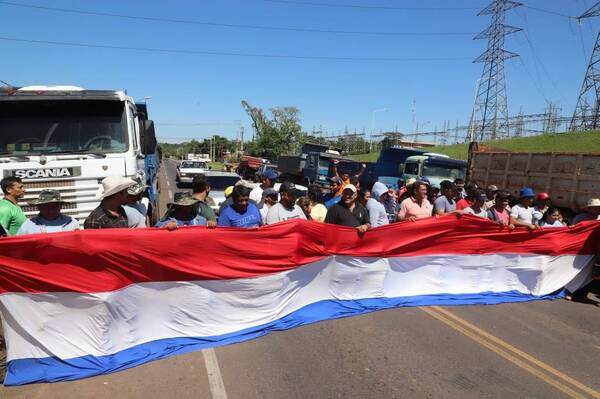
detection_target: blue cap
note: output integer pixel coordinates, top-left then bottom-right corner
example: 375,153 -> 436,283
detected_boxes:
519,187 -> 535,198
263,169 -> 278,181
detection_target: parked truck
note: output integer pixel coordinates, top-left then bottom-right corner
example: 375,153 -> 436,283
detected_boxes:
277,143 -> 353,186
466,142 -> 600,211
236,155 -> 268,180
0,85 -> 160,223
337,146 -> 429,189
402,154 -> 467,187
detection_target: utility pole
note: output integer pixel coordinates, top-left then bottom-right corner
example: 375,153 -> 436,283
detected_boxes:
470,0 -> 522,141
570,2 -> 600,131
238,122 -> 244,154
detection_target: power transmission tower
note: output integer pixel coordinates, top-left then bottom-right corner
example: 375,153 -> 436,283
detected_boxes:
570,2 -> 600,131
469,0 -> 522,142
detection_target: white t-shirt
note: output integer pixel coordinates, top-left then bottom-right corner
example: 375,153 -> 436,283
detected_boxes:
260,204 -> 271,225
510,203 -> 534,225
265,203 -> 306,225
249,186 -> 264,204
463,206 -> 488,218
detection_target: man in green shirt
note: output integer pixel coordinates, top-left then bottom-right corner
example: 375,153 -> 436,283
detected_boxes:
191,176 -> 217,228
0,177 -> 26,236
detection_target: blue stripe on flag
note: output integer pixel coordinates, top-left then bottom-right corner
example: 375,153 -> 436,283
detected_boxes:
5,290 -> 564,385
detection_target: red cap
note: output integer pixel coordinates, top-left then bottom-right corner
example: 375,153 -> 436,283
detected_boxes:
537,192 -> 550,200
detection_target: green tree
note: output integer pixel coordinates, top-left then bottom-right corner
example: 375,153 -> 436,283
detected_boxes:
242,101 -> 303,160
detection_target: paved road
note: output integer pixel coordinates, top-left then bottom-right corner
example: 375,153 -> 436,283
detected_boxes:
2,159 -> 599,399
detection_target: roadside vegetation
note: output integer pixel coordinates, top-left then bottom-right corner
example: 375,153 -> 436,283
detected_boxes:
350,130 -> 600,161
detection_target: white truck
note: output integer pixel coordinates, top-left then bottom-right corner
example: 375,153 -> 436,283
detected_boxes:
0,85 -> 160,223
176,159 -> 209,187
187,153 -> 211,162
402,154 -> 467,188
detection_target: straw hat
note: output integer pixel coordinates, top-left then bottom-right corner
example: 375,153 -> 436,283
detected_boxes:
584,198 -> 600,208
97,176 -> 135,199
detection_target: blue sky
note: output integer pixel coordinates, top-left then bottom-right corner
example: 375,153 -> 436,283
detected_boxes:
0,0 -> 597,143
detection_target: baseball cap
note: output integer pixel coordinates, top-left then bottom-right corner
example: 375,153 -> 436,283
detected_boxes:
342,184 -> 357,193
279,181 -> 297,194
487,184 -> 499,192
474,191 -> 488,202
263,169 -> 278,181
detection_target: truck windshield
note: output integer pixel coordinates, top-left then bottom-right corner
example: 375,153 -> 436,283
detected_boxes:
206,175 -> 241,190
181,161 -> 207,169
423,163 -> 465,180
0,100 -> 129,155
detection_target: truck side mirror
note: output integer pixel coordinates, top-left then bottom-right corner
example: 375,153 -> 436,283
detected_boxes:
140,120 -> 157,155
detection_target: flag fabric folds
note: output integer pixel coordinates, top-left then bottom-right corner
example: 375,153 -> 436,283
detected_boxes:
0,216 -> 598,385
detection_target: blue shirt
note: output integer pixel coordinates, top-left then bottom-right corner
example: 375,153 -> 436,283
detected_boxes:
155,215 -> 207,228
17,214 -> 80,235
218,203 -> 261,228
324,195 -> 341,209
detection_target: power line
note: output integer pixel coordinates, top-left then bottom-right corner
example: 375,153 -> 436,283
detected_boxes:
265,1 -> 575,18
522,5 -> 573,19
0,1 -> 476,36
264,0 -> 480,11
0,36 -> 474,62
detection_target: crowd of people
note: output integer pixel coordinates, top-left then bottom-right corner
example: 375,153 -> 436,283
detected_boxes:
1,168 -> 600,237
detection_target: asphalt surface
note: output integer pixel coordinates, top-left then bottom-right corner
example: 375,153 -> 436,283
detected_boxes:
1,158 -> 599,399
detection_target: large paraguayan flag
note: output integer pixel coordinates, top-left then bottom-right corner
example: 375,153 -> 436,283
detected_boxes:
0,216 -> 599,385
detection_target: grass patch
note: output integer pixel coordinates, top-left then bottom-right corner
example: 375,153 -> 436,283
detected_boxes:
349,131 -> 600,161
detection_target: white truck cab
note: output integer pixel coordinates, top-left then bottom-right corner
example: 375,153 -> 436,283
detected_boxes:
176,160 -> 208,186
0,85 -> 155,223
402,155 -> 467,188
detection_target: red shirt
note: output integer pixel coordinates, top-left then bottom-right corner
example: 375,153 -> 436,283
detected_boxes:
456,198 -> 473,211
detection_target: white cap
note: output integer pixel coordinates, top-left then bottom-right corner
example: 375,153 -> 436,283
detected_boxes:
342,184 -> 357,193
97,176 -> 135,199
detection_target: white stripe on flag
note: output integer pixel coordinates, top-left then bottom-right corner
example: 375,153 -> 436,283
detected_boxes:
1,254 -> 592,364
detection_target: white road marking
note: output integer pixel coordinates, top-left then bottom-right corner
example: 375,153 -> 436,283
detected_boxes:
202,348 -> 228,399
168,189 -> 173,199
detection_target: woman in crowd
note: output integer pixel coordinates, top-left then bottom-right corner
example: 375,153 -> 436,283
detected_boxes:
539,207 -> 566,228
308,186 -> 327,222
297,197 -> 313,220
358,188 -> 371,208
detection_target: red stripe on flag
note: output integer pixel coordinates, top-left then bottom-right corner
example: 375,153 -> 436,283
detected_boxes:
0,216 -> 598,294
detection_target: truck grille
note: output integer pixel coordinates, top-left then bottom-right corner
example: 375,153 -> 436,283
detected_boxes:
25,180 -> 76,189
22,202 -> 78,214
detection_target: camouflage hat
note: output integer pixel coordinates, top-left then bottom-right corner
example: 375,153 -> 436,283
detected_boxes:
28,189 -> 68,206
127,177 -> 147,195
167,192 -> 199,207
